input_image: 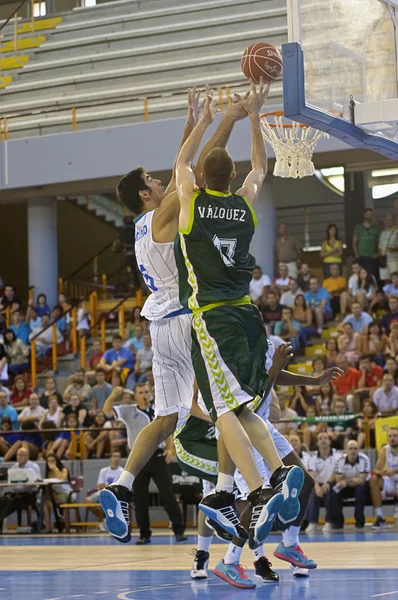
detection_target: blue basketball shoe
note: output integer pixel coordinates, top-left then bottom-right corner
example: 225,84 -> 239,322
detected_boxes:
273,542 -> 317,569
213,560 -> 256,589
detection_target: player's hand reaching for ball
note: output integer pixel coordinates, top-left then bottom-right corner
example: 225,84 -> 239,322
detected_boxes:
225,96 -> 249,122
200,85 -> 216,124
187,87 -> 201,127
234,77 -> 270,116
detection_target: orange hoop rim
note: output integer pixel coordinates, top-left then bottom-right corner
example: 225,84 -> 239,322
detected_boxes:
260,110 -> 308,129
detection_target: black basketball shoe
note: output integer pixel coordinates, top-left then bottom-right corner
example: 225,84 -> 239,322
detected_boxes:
199,490 -> 248,540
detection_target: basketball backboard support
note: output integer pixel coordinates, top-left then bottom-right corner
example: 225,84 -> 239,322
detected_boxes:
284,0 -> 398,160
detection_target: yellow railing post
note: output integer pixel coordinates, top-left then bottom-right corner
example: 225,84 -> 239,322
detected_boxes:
72,107 -> 77,131
144,97 -> 149,122
14,12 -> 18,52
58,278 -> 64,294
70,431 -> 77,459
5,306 -> 10,328
72,307 -> 77,354
93,292 -> 98,337
136,289 -> 143,308
364,416 -> 370,449
101,319 -> 106,352
79,431 -> 86,459
80,336 -> 86,369
31,340 -> 37,388
4,117 -> 8,141
225,86 -> 231,105
52,323 -> 58,372
31,0 -> 35,31
102,274 -> 107,299
0,118 -> 3,142
119,303 -> 125,338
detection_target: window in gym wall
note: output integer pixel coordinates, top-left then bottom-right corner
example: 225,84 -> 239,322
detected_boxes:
83,0 -> 96,6
33,1 -> 46,16
317,166 -> 345,194
371,168 -> 398,199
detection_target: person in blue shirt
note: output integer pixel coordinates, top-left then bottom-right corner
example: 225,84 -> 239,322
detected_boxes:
274,307 -> 301,354
26,304 -> 42,330
0,391 -> 18,430
99,334 -> 134,387
342,301 -> 373,334
124,324 -> 145,356
383,272 -> 398,298
35,293 -> 51,317
305,276 -> 333,335
9,310 -> 30,346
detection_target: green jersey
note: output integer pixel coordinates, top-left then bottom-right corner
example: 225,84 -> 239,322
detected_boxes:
175,188 -> 258,312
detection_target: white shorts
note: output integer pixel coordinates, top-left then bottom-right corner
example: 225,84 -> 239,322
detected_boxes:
150,313 -> 195,418
234,421 -> 293,499
381,476 -> 398,500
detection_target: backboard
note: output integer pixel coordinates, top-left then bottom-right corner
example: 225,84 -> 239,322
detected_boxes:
284,0 -> 398,159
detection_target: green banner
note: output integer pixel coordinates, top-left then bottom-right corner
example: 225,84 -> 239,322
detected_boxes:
290,414 -> 360,424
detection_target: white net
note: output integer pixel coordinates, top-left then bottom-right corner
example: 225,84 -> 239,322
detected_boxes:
260,113 -> 328,179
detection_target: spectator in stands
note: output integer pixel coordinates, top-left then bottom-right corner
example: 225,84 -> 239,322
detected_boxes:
341,301 -> 373,334
379,215 -> 398,280
4,420 -> 42,462
0,391 -> 17,430
288,433 -> 311,466
280,278 -> 302,308
18,393 -> 46,427
325,338 -> 338,367
52,305 -> 67,336
370,427 -> 398,529
0,416 -> 21,457
384,355 -> 398,384
40,376 -> 64,409
53,413 -> 79,459
29,313 -> 64,357
314,383 -> 335,415
0,446 -> 41,533
328,440 -> 370,531
26,304 -> 42,330
100,334 -> 134,387
354,354 -> 384,412
4,329 -> 29,377
134,333 -> 154,384
274,307 -> 301,354
273,264 -> 290,293
125,306 -> 148,338
249,265 -> 271,304
305,357 -> 328,395
305,276 -> 333,335
323,263 -> 348,317
91,368 -> 113,411
76,301 -> 90,340
337,322 -> 360,366
351,267 -> 376,310
10,376 -> 31,409
331,354 -> 361,413
353,208 -> 380,280
124,324 -> 145,356
274,394 -> 298,434
372,374 -> 398,416
320,224 -> 343,277
10,310 -> 30,346
39,396 -> 63,429
356,399 -> 377,448
0,285 -> 21,314
383,272 -> 398,298
85,450 -> 123,505
288,386 -> 316,417
348,259 -> 361,302
63,369 -> 92,406
0,339 -> 7,385
63,394 -> 88,427
109,420 -> 128,456
35,294 -> 51,317
297,263 -> 312,292
382,296 -> 398,335
327,398 -> 355,450
43,454 -> 71,533
293,294 -> 315,347
274,222 -> 301,278
88,339 -> 104,374
85,411 -> 109,458
370,290 -> 390,319
261,290 -> 283,331
387,325 -> 398,364
307,431 -> 336,532
357,320 -> 388,364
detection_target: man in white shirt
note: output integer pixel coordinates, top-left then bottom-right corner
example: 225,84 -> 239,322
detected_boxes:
373,374 -> 398,416
249,265 -> 271,304
280,279 -> 302,308
307,432 -> 336,532
18,393 -> 46,427
328,441 -> 370,531
86,451 -> 124,505
0,447 -> 41,532
348,260 -> 360,294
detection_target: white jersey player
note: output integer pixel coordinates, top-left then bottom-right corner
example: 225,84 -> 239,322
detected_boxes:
370,427 -> 398,529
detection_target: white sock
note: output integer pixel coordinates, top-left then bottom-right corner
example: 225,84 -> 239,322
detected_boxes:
224,543 -> 243,565
115,470 -> 135,489
282,525 -> 300,548
198,534 -> 213,553
253,545 -> 265,561
376,507 -> 384,518
216,473 -> 234,493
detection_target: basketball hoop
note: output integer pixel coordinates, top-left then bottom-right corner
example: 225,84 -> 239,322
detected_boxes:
260,110 -> 328,178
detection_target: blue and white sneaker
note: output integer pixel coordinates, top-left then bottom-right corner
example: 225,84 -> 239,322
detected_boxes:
99,485 -> 133,544
248,487 -> 284,549
213,560 -> 256,589
270,466 -> 304,526
273,542 -> 317,569
199,491 -> 248,540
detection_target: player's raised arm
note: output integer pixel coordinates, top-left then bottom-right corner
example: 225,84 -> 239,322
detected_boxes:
176,86 -> 216,231
236,78 -> 270,205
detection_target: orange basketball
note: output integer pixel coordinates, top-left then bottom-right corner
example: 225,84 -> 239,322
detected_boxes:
241,42 -> 282,83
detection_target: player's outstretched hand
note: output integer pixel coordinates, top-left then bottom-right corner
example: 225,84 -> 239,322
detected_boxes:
317,367 -> 344,385
201,85 -> 216,124
225,94 -> 249,122
234,77 -> 270,115
187,87 -> 201,127
271,342 -> 294,373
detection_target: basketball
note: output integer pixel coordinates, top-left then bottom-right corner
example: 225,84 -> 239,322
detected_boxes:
241,42 -> 283,83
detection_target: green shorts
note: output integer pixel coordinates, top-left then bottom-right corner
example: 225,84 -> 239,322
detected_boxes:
174,415 -> 218,484
191,303 -> 269,423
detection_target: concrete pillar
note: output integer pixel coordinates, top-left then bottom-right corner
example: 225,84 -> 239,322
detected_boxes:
250,178 -> 276,279
27,198 -> 58,307
343,171 -> 372,258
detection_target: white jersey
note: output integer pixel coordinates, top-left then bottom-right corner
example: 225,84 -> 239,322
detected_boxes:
135,210 -> 183,320
386,445 -> 398,482
255,340 -> 275,422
